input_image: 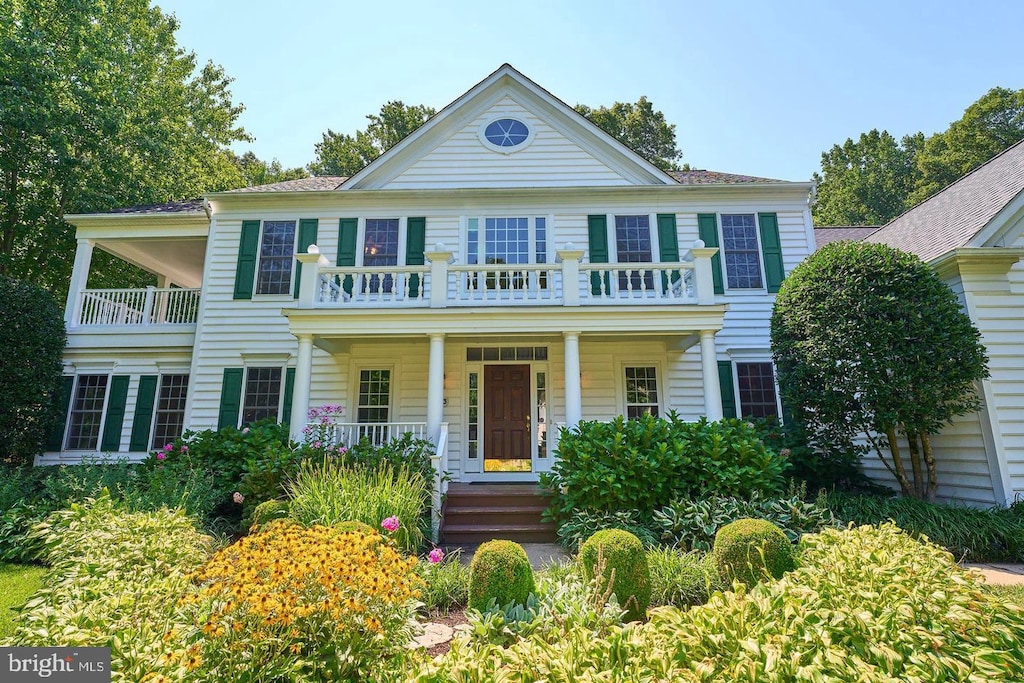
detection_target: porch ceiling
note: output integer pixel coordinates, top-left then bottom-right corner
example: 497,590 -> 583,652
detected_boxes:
97,237 -> 207,288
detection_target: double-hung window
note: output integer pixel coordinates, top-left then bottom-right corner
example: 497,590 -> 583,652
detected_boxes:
624,366 -> 660,419
363,218 -> 400,293
356,369 -> 392,443
151,374 -> 189,449
241,367 -> 283,424
255,221 -> 297,295
735,362 -> 779,418
466,216 -> 548,290
720,214 -> 763,290
65,375 -> 109,450
614,215 -> 655,291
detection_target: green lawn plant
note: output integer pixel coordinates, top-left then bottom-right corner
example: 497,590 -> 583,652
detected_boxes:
580,529 -> 651,622
646,547 -> 722,608
713,518 -> 795,587
0,563 -> 45,638
416,548 -> 470,614
468,540 -> 535,613
556,508 -> 660,550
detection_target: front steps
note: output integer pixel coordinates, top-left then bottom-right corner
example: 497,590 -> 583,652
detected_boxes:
440,483 -> 558,545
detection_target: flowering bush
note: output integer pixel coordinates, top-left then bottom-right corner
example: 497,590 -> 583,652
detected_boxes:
302,404 -> 349,458
179,519 -> 422,682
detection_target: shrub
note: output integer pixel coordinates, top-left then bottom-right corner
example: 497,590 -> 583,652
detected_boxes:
0,276 -> 65,466
646,547 -> 722,608
580,529 -> 651,622
180,519 -> 421,682
468,540 -> 535,613
344,431 -> 437,484
416,549 -> 469,613
825,491 -> 1024,562
287,460 -> 429,554
654,485 -> 837,551
713,518 -> 794,586
542,413 -> 787,521
750,416 -> 866,491
249,499 -> 289,527
557,509 -> 659,550
333,519 -> 376,535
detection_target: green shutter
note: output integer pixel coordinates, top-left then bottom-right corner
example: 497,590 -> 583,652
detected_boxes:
46,376 -> 74,451
100,375 -> 130,451
293,218 -> 320,298
234,221 -> 262,300
656,213 -> 681,292
697,214 -> 724,295
406,217 -> 426,298
717,361 -> 737,419
587,214 -> 611,295
758,212 -> 785,293
281,367 -> 296,427
129,375 -> 159,451
337,218 -> 358,295
217,368 -> 244,430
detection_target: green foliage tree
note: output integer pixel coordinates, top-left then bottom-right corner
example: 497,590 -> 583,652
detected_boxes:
0,276 -> 66,464
0,0 -> 249,295
770,242 -> 989,500
811,129 -> 923,226
575,97 -> 682,170
309,101 -> 436,176
231,152 -> 308,188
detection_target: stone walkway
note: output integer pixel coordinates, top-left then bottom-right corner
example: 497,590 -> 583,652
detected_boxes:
965,563 -> 1024,586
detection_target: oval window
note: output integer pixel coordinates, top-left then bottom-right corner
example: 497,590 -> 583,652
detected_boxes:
483,118 -> 530,148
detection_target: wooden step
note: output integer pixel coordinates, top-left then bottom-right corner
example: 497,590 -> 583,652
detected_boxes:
440,483 -> 558,544
441,522 -> 558,545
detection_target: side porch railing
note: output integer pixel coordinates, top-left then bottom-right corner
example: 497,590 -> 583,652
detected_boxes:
75,287 -> 201,326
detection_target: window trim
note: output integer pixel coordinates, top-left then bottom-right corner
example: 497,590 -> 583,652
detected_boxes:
254,219 -> 299,297
150,373 -> 190,450
730,357 -> 782,419
64,373 -> 112,451
718,212 -> 768,292
353,366 -> 395,425
477,116 -> 537,155
356,216 -> 408,268
239,365 -> 286,426
461,215 -> 552,267
615,360 -> 665,419
348,360 -> 400,425
607,212 -> 662,264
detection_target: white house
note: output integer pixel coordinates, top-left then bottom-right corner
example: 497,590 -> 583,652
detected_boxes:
46,65 -> 815,533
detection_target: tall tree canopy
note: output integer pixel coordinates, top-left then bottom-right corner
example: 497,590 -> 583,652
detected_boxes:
309,101 -> 436,176
231,152 -> 308,188
812,87 -> 1024,226
0,0 -> 250,294
575,97 -> 683,171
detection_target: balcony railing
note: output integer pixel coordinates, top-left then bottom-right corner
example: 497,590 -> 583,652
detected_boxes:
298,241 -> 718,310
75,287 -> 201,326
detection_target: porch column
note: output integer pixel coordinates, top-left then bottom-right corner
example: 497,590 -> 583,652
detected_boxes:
290,334 -> 314,442
700,330 -> 724,420
563,331 -> 582,427
426,333 -> 445,441
64,238 -> 94,326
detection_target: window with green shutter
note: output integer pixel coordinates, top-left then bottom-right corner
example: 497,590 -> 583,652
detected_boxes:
717,360 -> 737,419
657,213 -> 681,291
100,375 -> 130,452
218,368 -> 244,430
757,213 -> 785,293
587,214 -> 610,295
406,217 -> 426,297
129,375 -> 158,451
233,221 -> 262,300
337,218 -> 358,295
281,367 -> 296,427
293,218 -> 319,298
697,214 -> 724,295
45,376 -> 74,451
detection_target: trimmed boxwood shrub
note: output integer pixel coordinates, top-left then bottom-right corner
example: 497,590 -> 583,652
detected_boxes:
468,540 -> 535,613
542,413 -> 787,521
580,529 -> 651,622
249,499 -> 290,528
713,518 -> 795,586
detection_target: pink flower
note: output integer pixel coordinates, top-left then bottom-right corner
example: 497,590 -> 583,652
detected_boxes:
181,446 -> 188,453
312,441 -> 322,449
163,443 -> 173,451
381,516 -> 400,532
242,427 -> 250,434
427,548 -> 445,564
233,492 -> 245,504
156,452 -> 166,461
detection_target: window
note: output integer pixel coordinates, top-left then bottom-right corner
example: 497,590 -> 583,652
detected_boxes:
721,214 -> 763,289
357,369 -> 391,423
241,367 -> 283,424
466,217 -> 549,291
624,366 -> 659,419
736,362 -> 779,418
484,118 -> 530,147
615,215 -> 655,291
66,375 -> 109,450
151,374 -> 189,449
255,220 -> 296,295
363,218 -> 400,293
467,372 -> 479,459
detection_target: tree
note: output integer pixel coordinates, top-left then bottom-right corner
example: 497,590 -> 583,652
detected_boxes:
910,87 -> 1024,204
811,130 -> 923,226
0,0 -> 250,296
0,276 -> 65,464
771,242 -> 989,501
309,101 -> 436,176
231,152 -> 308,187
575,97 -> 682,170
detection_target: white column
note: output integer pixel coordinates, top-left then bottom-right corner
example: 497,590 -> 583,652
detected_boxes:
290,334 -> 314,442
296,248 -> 327,308
426,333 -> 445,441
563,331 -> 582,427
556,244 -> 585,306
700,329 -> 724,420
64,239 -> 94,326
424,244 -> 453,308
691,241 -> 719,305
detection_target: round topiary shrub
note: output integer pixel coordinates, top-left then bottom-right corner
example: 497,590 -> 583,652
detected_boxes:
713,518 -> 795,587
468,540 -> 535,612
580,529 -> 651,621
249,499 -> 290,528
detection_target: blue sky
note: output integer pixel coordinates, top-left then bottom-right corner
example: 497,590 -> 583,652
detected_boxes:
157,0 -> 1023,182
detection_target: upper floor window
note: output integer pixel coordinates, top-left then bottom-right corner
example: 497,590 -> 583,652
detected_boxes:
735,362 -> 779,418
66,375 -> 108,450
467,217 -> 548,266
615,215 -> 654,290
255,221 -> 296,295
241,367 -> 283,424
721,214 -> 763,289
363,218 -> 400,293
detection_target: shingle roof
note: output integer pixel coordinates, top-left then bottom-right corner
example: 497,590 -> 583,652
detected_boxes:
866,139 -> 1024,261
226,176 -> 348,193
813,226 -> 880,249
104,200 -> 206,215
668,169 -> 790,185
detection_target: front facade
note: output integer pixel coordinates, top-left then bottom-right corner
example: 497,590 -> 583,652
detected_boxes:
46,65 -> 815,487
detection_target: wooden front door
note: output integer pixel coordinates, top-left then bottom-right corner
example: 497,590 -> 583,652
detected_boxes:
484,365 -> 531,469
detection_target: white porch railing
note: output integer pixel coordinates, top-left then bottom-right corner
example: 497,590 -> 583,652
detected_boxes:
449,264 -> 562,305
579,263 -> 695,303
76,287 -> 200,326
330,421 -> 429,447
430,423 -> 449,542
316,266 -> 430,307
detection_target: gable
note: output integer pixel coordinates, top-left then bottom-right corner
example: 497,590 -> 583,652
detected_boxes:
342,65 -> 676,191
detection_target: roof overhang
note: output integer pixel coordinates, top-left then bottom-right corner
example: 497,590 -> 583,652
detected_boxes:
930,247 -> 1024,280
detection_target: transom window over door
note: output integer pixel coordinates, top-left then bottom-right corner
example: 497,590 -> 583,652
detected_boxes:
721,214 -> 763,289
66,375 -> 109,450
624,366 -> 659,419
255,221 -> 296,294
615,215 -> 654,291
